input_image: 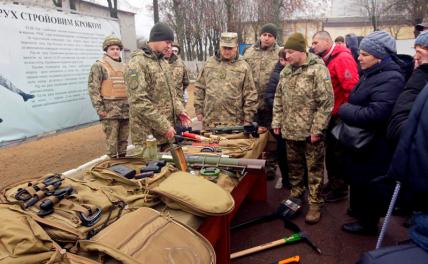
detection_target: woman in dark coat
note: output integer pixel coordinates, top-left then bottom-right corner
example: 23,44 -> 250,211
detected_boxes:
338,31 -> 406,234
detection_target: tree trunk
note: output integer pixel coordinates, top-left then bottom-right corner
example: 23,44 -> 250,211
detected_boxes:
153,0 -> 159,23
172,0 -> 185,59
273,0 -> 282,44
106,0 -> 118,18
225,0 -> 235,32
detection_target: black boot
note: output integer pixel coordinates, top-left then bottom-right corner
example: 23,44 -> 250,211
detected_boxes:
342,221 -> 378,235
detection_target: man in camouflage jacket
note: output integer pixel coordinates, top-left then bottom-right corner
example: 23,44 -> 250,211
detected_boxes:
272,33 -> 334,224
125,22 -> 190,149
163,43 -> 190,106
194,32 -> 258,128
88,35 -> 129,158
243,23 -> 281,128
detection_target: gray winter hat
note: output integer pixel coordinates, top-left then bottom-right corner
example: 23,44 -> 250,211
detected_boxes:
359,31 -> 396,59
415,31 -> 428,48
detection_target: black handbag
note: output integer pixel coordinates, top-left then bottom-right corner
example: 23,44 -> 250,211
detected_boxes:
331,121 -> 375,150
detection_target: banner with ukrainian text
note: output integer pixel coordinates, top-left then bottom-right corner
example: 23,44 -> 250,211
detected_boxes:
0,3 -> 121,144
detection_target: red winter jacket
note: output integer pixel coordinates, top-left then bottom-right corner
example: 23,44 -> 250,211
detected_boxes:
322,44 -> 359,115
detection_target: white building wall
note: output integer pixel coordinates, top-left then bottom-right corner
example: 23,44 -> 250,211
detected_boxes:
2,0 -> 137,53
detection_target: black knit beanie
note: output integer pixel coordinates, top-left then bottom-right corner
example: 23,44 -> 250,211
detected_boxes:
149,22 -> 174,42
260,23 -> 278,39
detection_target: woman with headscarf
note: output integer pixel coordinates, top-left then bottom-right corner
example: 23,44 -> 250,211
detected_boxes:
338,31 -> 406,235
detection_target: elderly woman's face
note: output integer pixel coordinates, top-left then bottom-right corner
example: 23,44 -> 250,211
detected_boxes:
358,49 -> 380,70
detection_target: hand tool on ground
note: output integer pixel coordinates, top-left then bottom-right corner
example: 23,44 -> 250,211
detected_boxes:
231,231 -> 319,259
272,255 -> 300,264
231,198 -> 302,230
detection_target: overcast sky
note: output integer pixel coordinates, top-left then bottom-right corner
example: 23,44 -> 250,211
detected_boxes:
126,0 -> 153,39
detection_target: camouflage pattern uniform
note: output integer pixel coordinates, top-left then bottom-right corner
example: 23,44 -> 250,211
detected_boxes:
88,54 -> 129,158
271,53 -> 334,207
243,41 -> 280,127
167,54 -> 189,106
194,52 -> 258,128
124,42 -> 185,147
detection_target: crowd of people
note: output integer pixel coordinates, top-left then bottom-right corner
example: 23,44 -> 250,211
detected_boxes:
87,21 -> 428,258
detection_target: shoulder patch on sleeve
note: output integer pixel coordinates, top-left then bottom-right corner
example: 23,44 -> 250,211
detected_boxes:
344,69 -> 353,80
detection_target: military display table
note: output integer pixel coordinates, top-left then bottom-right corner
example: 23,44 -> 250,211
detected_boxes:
62,132 -> 270,264
191,132 -> 270,264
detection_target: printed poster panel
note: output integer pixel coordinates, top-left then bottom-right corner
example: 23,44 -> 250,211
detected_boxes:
0,3 -> 121,144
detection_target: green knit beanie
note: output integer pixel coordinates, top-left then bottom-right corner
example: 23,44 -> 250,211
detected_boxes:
260,23 -> 278,39
284,33 -> 307,52
149,22 -> 174,42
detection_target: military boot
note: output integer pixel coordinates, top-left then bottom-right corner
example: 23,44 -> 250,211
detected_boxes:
305,206 -> 321,224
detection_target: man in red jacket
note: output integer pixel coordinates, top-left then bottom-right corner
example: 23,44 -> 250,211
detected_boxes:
311,31 -> 359,202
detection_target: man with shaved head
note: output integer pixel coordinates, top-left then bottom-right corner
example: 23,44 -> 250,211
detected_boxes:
311,31 -> 359,203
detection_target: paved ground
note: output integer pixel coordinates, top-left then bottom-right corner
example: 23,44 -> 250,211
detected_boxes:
230,177 -> 409,264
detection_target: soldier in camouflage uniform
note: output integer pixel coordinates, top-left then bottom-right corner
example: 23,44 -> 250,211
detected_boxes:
163,43 -> 190,106
244,23 -> 282,180
194,32 -> 258,128
272,33 -> 334,224
88,35 -> 129,158
125,22 -> 191,151
243,23 -> 281,127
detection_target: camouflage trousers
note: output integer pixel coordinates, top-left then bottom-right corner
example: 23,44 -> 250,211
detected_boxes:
285,139 -> 325,206
101,119 -> 129,158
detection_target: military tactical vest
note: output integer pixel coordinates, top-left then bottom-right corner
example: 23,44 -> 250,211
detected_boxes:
98,55 -> 127,99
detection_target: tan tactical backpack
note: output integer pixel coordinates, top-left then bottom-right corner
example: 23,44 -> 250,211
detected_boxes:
0,203 -> 100,264
0,204 -> 215,264
85,157 -> 175,210
0,174 -> 126,243
77,207 -> 216,264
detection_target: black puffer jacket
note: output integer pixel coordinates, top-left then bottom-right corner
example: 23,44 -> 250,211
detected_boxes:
264,62 -> 285,110
388,84 -> 428,212
338,56 -> 406,184
387,63 -> 428,146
